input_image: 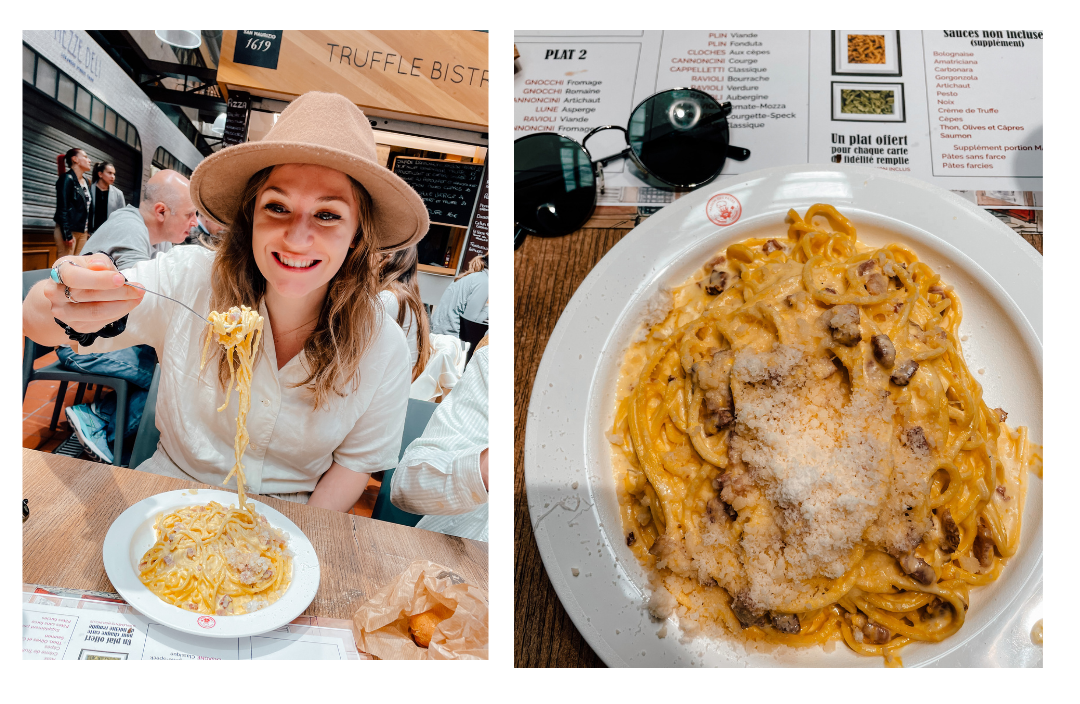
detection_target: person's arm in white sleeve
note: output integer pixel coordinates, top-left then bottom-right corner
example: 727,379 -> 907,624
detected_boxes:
391,346 -> 489,515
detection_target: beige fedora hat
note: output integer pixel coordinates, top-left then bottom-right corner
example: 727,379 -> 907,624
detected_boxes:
190,91 -> 429,251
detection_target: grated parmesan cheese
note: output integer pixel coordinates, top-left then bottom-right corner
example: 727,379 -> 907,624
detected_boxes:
633,287 -> 675,343
722,345 -> 904,609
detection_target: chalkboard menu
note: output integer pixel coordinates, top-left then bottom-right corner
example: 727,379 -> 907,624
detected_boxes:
234,31 -> 283,70
462,167 -> 488,268
222,91 -> 250,147
391,157 -> 485,228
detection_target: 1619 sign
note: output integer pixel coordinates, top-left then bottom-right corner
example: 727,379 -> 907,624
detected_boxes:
234,31 -> 283,70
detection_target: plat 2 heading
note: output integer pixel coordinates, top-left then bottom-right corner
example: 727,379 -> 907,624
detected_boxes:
325,44 -> 488,88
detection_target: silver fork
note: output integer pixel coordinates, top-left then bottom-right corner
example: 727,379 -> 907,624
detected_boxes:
123,282 -> 211,325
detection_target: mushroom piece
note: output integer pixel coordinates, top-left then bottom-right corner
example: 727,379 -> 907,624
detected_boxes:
865,273 -> 888,296
825,304 -> 861,346
900,552 -> 936,585
939,508 -> 960,553
731,592 -> 768,629
771,613 -> 800,634
705,270 -> 729,296
903,426 -> 930,456
891,360 -> 919,386
705,497 -> 737,523
871,334 -> 895,367
974,517 -> 995,568
924,597 -> 951,619
862,622 -> 892,645
702,407 -> 735,436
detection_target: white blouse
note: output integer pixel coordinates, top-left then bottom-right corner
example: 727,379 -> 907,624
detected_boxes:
83,245 -> 411,496
391,346 -> 488,541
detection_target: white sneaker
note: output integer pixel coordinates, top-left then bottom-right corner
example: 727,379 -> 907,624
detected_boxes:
65,405 -> 114,463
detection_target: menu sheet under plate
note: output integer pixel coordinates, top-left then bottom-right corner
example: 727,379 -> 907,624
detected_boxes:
23,586 -> 362,660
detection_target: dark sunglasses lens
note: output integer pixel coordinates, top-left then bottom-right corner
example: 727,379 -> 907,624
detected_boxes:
515,134 -> 597,237
627,90 -> 729,188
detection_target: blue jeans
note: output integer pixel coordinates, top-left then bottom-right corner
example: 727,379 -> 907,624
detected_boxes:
56,345 -> 156,446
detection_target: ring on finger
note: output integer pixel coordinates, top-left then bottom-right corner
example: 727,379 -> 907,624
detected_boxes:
50,258 -> 78,286
64,286 -> 79,304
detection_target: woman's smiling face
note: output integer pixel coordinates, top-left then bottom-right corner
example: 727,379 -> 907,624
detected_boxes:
251,164 -> 360,302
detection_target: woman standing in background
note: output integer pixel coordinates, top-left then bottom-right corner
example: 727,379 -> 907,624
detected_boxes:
89,161 -> 126,233
53,147 -> 92,256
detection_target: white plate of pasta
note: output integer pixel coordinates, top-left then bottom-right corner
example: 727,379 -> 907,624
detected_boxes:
103,488 -> 320,638
523,163 -> 1042,667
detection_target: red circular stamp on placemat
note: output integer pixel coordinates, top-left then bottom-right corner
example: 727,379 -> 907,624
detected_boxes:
197,615 -> 216,629
706,193 -> 742,227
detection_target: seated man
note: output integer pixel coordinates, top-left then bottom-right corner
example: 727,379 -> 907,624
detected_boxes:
58,170 -> 198,462
390,344 -> 489,541
430,254 -> 488,338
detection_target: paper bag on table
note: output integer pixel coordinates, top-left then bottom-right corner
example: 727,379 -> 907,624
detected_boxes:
352,559 -> 488,660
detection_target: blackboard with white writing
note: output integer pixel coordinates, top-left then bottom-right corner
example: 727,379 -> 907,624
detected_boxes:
462,167 -> 488,268
234,31 -> 283,70
222,91 -> 250,147
391,157 -> 485,228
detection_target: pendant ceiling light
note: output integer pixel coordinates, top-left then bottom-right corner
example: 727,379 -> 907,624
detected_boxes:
155,30 -> 201,49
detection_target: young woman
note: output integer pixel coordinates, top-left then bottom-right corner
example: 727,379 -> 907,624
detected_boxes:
24,92 -> 430,512
89,161 -> 126,233
53,147 -> 92,256
377,245 -> 431,381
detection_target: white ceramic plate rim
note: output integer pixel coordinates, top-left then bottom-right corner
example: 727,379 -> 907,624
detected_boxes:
102,489 -> 320,638
524,163 -> 1042,667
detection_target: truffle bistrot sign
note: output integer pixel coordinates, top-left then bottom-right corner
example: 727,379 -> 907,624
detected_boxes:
217,30 -> 488,130
391,157 -> 485,228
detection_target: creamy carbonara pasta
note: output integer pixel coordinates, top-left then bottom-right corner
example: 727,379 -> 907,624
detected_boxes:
609,204 -> 1041,666
139,306 -> 291,615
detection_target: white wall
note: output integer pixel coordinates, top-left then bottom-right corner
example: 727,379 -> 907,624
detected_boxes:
23,30 -> 205,193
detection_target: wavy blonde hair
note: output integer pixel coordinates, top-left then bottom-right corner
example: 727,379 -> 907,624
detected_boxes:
454,252 -> 487,281
206,166 -> 380,410
378,246 -> 432,382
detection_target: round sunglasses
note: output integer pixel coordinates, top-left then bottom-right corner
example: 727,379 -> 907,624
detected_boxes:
515,88 -> 751,240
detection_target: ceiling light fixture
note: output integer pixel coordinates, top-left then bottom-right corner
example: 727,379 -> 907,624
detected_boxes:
155,30 -> 201,49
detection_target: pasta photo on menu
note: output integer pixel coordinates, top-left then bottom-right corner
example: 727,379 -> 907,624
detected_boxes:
608,205 -> 1041,666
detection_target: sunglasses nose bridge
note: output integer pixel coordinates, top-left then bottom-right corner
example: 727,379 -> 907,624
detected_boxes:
582,124 -> 628,153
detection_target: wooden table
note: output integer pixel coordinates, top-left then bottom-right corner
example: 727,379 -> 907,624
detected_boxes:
514,224 -> 634,667
23,449 -> 488,623
512,220 -> 1042,668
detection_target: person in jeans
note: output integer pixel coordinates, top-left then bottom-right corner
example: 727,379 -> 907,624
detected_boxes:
89,161 -> 126,234
58,170 -> 198,462
53,147 -> 92,256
